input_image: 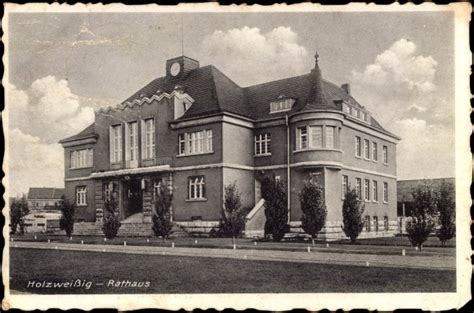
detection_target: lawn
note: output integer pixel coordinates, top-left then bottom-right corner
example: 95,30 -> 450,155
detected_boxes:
11,233 -> 455,257
10,248 -> 456,294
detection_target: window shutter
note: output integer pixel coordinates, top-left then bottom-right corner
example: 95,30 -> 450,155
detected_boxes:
109,126 -> 113,163
124,123 -> 130,161
141,120 -> 146,160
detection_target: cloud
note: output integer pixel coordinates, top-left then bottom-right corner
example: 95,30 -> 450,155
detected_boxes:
350,39 -> 454,179
7,76 -> 95,144
200,26 -> 308,86
393,119 -> 454,179
7,128 -> 64,197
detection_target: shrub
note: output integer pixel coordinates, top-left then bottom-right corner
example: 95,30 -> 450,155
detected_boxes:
152,183 -> 173,241
261,176 -> 289,242
10,195 -> 29,235
299,181 -> 327,245
436,181 -> 455,246
59,196 -> 76,237
102,196 -> 121,239
406,184 -> 437,251
219,182 -> 247,243
341,189 -> 365,244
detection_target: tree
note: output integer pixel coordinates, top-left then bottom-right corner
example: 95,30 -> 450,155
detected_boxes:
406,184 -> 437,251
10,195 -> 29,235
436,182 -> 455,246
299,181 -> 327,246
341,189 -> 364,244
261,176 -> 289,242
59,196 -> 76,237
102,194 -> 121,239
152,182 -> 173,242
219,182 -> 246,244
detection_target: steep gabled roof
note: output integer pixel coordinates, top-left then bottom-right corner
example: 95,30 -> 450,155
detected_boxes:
27,187 -> 65,200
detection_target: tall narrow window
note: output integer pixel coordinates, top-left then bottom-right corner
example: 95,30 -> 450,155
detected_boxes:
364,179 -> 370,201
355,178 -> 362,199
206,130 -> 213,152
297,127 -> 308,150
364,139 -> 370,159
372,142 -> 378,161
188,176 -> 205,200
144,118 -> 155,159
255,133 -> 271,156
372,180 -> 378,202
355,136 -> 361,157
383,182 -> 388,203
365,215 -> 371,232
178,134 -> 186,155
373,216 -> 379,232
75,186 -> 87,206
110,124 -> 122,163
341,175 -> 348,199
310,126 -> 322,148
127,122 -> 139,161
384,216 -> 389,231
383,145 -> 388,164
326,126 -> 335,149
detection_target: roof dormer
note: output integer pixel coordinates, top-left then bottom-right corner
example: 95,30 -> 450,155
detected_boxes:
166,56 -> 199,80
270,94 -> 295,113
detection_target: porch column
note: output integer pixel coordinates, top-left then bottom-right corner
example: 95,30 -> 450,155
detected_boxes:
95,181 -> 104,225
142,178 -> 153,223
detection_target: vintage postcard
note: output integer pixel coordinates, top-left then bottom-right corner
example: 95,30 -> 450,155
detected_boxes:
2,3 -> 471,311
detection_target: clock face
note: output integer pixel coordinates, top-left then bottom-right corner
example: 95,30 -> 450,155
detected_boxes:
170,62 -> 181,76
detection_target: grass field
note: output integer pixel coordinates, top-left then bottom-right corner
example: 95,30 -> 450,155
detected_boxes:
10,248 -> 456,294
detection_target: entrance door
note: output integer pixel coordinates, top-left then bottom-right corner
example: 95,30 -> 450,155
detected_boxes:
125,179 -> 143,218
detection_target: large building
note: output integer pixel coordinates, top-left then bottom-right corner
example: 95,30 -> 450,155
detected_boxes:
59,53 -> 400,238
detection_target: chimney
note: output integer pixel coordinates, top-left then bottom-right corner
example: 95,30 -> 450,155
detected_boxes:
341,83 -> 351,95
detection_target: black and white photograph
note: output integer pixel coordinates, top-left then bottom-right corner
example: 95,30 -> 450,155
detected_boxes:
2,3 -> 471,311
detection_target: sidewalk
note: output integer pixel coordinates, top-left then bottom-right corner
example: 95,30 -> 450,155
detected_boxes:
11,241 -> 455,270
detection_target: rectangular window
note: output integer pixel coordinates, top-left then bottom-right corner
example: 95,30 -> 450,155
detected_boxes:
127,121 -> 139,161
365,215 -> 371,232
326,126 -> 335,149
144,118 -> 155,159
374,216 -> 379,232
341,175 -> 348,199
355,136 -> 361,157
70,149 -> 93,169
355,178 -> 362,199
188,176 -> 205,200
372,180 -> 378,202
372,142 -> 378,161
297,127 -> 308,150
75,186 -> 87,206
364,139 -> 370,159
255,133 -> 271,155
309,126 -> 322,148
384,216 -> 389,231
364,179 -> 370,201
178,130 -> 213,156
110,125 -> 122,163
383,182 -> 388,203
383,145 -> 388,164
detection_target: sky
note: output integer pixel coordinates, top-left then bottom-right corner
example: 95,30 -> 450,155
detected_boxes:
6,11 -> 455,196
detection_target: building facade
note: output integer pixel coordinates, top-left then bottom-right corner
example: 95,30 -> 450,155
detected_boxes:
60,53 -> 400,238
27,187 -> 65,211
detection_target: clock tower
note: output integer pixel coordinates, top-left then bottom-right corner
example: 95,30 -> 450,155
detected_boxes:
166,55 -> 199,80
